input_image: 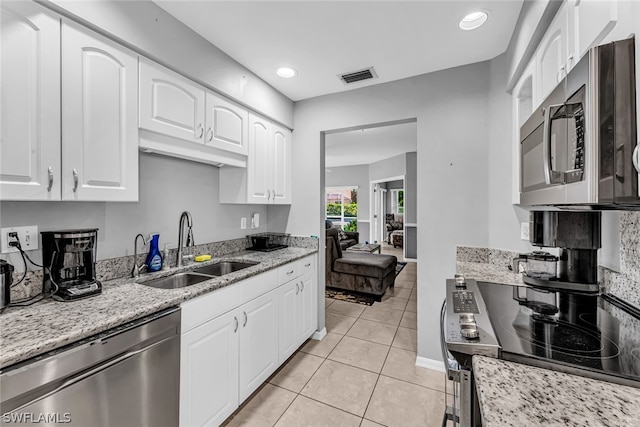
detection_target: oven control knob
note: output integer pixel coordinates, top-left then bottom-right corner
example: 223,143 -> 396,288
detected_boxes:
461,327 -> 480,340
454,274 -> 466,288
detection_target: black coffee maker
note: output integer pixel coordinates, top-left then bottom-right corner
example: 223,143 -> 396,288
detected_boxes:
528,211 -> 601,293
42,229 -> 102,301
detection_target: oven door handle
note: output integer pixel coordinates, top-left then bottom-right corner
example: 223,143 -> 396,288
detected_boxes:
440,298 -> 460,380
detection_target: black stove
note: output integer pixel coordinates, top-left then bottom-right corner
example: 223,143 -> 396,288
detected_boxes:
477,281 -> 640,387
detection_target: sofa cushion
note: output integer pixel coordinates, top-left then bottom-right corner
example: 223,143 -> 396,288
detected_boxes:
334,253 -> 397,279
337,228 -> 348,240
339,239 -> 357,250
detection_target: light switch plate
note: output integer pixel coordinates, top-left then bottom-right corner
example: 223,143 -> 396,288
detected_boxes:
241,218 -> 247,229
1,226 -> 39,253
520,222 -> 530,241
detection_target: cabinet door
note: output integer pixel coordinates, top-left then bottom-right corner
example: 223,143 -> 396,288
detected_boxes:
205,91 -> 249,155
139,59 -> 205,144
61,22 -> 138,201
571,0 -> 617,60
271,124 -> 292,204
278,279 -> 300,364
238,289 -> 279,401
180,310 -> 239,427
298,273 -> 316,343
537,3 -> 568,99
246,114 -> 271,204
0,2 -> 60,200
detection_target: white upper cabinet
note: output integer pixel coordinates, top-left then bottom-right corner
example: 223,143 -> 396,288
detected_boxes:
537,2 -> 569,100
62,22 -> 139,201
220,113 -> 292,204
271,124 -> 292,205
205,92 -> 249,156
0,2 -> 61,201
570,0 -> 618,65
139,59 -> 205,144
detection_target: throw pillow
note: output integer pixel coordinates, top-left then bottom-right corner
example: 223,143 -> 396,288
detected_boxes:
337,228 -> 348,240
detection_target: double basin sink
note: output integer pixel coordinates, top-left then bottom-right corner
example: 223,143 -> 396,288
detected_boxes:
141,261 -> 258,289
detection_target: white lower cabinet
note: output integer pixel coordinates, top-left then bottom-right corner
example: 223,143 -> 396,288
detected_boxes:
180,257 -> 317,427
180,310 -> 239,427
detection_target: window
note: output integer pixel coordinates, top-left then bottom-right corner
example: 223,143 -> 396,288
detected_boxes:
391,189 -> 404,214
326,186 -> 358,231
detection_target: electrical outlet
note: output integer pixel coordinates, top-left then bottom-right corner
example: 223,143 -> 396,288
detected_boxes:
520,222 -> 530,241
240,218 -> 247,229
1,226 -> 39,253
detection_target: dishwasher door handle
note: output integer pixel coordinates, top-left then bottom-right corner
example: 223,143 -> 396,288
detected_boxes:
8,336 -> 174,414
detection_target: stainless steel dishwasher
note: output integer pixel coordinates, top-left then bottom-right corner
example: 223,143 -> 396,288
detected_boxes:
1,307 -> 180,427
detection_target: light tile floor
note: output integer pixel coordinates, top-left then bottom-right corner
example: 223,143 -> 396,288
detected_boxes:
224,244 -> 451,427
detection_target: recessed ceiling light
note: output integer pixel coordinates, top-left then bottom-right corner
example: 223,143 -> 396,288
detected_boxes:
277,67 -> 297,78
459,11 -> 489,31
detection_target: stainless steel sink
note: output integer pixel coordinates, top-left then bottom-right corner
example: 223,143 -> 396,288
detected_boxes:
192,261 -> 258,276
141,272 -> 212,289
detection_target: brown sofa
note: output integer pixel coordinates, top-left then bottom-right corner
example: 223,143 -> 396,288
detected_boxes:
325,228 -> 397,300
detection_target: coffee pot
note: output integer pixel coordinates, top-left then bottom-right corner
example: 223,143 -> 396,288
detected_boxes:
512,251 -> 558,280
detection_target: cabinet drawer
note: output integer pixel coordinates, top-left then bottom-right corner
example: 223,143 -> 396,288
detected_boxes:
299,255 -> 315,276
279,260 -> 300,283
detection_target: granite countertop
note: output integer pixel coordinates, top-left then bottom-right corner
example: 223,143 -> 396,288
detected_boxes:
456,260 -> 525,286
0,247 -> 316,369
473,356 -> 640,427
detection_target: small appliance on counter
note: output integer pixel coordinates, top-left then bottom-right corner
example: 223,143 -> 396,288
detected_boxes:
512,251 -> 558,280
1,260 -> 14,311
42,229 -> 102,301
246,232 -> 290,252
524,210 -> 601,293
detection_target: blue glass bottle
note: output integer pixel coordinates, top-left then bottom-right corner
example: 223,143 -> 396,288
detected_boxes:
146,234 -> 163,272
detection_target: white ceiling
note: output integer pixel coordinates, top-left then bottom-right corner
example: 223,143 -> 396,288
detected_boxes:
325,122 -> 417,168
155,0 -> 523,101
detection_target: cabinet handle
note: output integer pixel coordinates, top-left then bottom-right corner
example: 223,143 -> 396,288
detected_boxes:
267,189 -> 272,201
296,283 -> 299,295
305,263 -> 311,268
567,54 -> 574,70
47,167 -> 54,192
72,169 -> 79,193
233,316 -> 238,333
286,270 -> 294,275
196,124 -> 204,139
206,127 -> 213,142
300,281 -> 304,292
243,311 -> 248,327
557,65 -> 565,83
633,145 -> 640,173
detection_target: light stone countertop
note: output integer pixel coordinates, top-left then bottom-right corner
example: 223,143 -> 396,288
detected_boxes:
473,356 -> 640,427
0,247 -> 316,369
456,260 -> 525,286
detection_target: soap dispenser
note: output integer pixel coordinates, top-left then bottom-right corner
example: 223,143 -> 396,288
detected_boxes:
146,233 -> 163,272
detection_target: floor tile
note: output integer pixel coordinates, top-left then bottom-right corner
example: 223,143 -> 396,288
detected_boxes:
385,287 -> 411,299
394,280 -> 415,289
360,305 -> 404,326
325,311 -> 358,335
382,347 -> 446,392
269,352 -> 324,393
378,296 -> 409,311
225,383 -> 296,427
409,287 -> 417,300
326,300 -> 366,318
400,311 -> 417,329
364,375 -> 446,427
301,359 -> 378,417
392,327 -> 417,352
325,298 -> 334,308
328,336 -> 390,373
361,419 -> 385,427
405,298 -> 417,313
275,395 -> 361,427
346,318 -> 398,345
300,332 -> 343,358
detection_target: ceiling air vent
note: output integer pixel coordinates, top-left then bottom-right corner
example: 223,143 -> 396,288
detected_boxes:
339,67 -> 378,85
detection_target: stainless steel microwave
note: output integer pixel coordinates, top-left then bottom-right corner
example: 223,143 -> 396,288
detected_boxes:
520,37 -> 639,208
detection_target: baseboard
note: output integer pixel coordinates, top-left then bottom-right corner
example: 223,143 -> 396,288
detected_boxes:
404,258 -> 417,263
416,356 -> 445,373
311,327 -> 327,341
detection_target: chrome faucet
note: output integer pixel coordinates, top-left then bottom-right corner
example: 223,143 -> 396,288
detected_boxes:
131,233 -> 147,278
177,211 -> 194,268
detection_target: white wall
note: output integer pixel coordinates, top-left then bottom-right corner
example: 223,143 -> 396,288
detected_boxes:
45,0 -> 293,127
290,61 -> 492,362
1,154 -> 270,270
369,153 -> 406,182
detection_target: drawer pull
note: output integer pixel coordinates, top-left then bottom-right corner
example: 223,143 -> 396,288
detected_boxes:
304,263 -> 311,267
286,270 -> 294,275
